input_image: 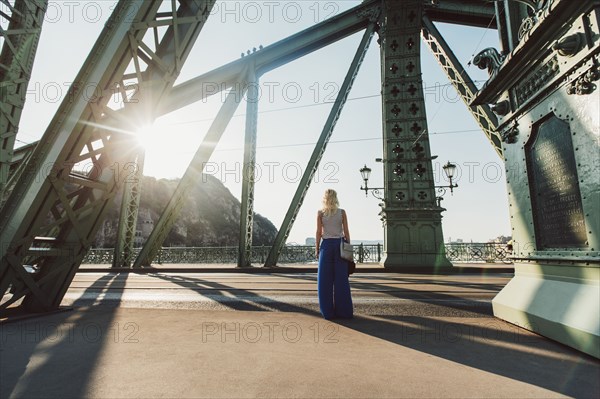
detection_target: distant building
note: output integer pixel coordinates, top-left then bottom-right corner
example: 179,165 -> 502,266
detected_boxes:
305,237 -> 316,246
135,208 -> 154,247
490,235 -> 512,244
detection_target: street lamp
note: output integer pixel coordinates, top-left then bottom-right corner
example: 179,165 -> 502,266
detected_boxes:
359,164 -> 384,200
435,161 -> 459,206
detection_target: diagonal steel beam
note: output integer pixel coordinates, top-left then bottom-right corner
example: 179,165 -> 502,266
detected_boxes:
133,74 -> 249,268
159,0 -> 381,115
122,0 -> 381,270
0,0 -> 47,200
113,0 -> 217,268
0,0 -> 216,314
421,14 -> 502,158
264,23 -> 377,267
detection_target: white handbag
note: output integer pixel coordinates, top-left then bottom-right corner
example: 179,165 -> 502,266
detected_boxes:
340,240 -> 354,261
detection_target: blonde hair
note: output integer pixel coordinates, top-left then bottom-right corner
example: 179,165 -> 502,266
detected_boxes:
321,189 -> 339,217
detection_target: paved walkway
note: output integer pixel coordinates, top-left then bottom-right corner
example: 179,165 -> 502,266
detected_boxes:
78,262 -> 515,273
1,270 -> 599,398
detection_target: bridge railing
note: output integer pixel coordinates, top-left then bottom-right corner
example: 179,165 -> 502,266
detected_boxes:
444,242 -> 513,264
82,242 -> 511,265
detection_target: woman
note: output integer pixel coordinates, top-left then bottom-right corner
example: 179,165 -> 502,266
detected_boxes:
315,189 -> 353,320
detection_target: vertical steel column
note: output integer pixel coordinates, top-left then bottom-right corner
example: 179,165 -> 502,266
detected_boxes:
502,0 -> 530,51
421,15 -> 501,158
113,0 -> 217,268
379,0 -> 451,271
238,68 -> 259,268
133,79 -> 249,268
495,1 -> 511,54
264,23 -> 377,267
0,0 -> 47,199
113,150 -> 145,268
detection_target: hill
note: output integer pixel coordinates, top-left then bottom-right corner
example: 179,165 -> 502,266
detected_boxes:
94,174 -> 277,248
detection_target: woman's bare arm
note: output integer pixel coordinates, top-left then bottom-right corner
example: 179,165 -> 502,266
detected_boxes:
316,211 -> 323,256
342,210 -> 351,242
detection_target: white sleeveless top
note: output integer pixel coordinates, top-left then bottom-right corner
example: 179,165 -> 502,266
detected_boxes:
321,208 -> 343,239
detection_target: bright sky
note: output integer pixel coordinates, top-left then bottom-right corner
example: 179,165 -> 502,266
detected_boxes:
16,1 -> 511,244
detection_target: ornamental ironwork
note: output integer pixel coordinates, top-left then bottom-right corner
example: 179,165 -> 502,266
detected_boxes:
83,243 -> 512,265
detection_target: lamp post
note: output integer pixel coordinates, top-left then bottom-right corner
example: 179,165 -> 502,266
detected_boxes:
359,164 -> 385,200
435,161 -> 459,206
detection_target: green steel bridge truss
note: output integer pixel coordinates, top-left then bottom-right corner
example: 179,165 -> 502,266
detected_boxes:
1,0 -> 527,314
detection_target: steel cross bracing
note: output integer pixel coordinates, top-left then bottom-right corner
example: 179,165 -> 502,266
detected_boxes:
112,0 -> 216,268
421,14 -> 502,158
159,0 -> 382,115
132,79 -> 249,268
113,149 -> 145,268
264,24 -> 377,267
238,70 -> 259,268
0,0 -> 215,313
133,1 -> 382,268
0,0 -> 47,199
0,0 -> 513,315
1,136 -> 35,207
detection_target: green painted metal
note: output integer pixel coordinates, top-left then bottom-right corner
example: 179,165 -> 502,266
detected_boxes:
133,1 -> 383,268
264,23 -> 378,267
0,0 -> 47,199
378,0 -> 451,270
421,15 -> 502,158
160,0 -> 381,116
500,0 -> 530,52
133,78 -> 249,268
83,242 -> 511,264
423,0 -> 496,28
238,69 -> 259,268
0,0 -> 216,313
472,0 -> 600,357
113,150 -> 145,268
112,0 -> 217,269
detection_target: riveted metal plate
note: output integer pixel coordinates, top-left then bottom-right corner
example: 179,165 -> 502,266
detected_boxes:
526,114 -> 587,249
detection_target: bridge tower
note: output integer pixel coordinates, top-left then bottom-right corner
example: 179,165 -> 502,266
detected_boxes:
378,0 -> 450,270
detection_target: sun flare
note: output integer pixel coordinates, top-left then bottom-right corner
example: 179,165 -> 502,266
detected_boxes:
134,121 -> 201,178
136,123 -> 164,153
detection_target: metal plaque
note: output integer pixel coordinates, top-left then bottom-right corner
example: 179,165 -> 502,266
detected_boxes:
526,115 -> 588,248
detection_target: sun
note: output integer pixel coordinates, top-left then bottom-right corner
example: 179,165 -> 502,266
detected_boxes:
136,123 -> 163,153
134,121 -> 198,178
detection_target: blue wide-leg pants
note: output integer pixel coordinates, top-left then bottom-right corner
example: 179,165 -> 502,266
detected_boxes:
318,238 -> 353,319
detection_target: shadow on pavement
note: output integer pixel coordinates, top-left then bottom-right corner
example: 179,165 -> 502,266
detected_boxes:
150,273 -> 322,315
0,273 -> 128,398
2,271 -> 597,398
334,314 -> 600,398
271,272 -> 600,397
